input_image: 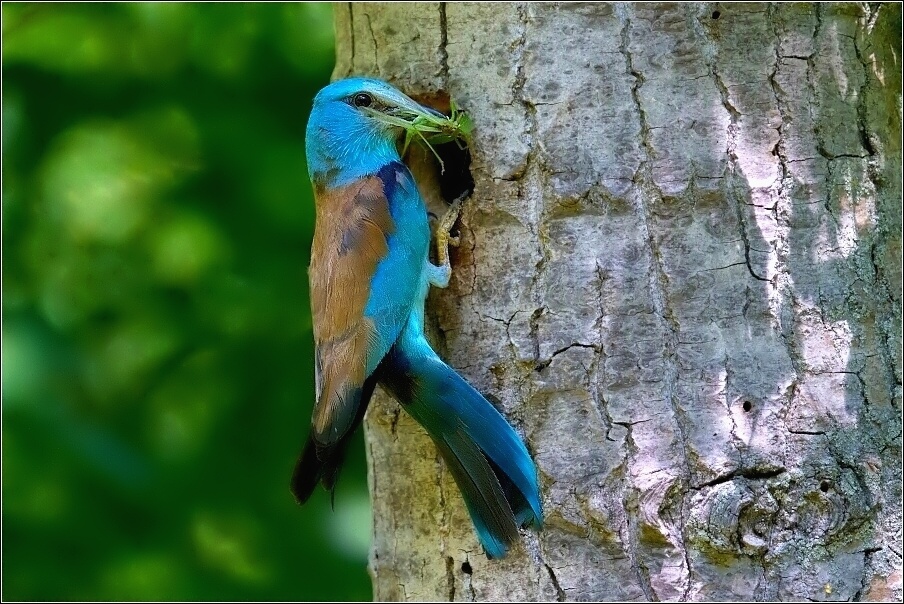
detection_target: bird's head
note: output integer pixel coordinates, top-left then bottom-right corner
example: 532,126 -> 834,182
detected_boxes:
305,77 -> 446,187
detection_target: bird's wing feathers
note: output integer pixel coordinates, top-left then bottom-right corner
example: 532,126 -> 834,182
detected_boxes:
308,164 -> 424,445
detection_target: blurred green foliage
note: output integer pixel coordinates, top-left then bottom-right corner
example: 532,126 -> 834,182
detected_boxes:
2,4 -> 374,601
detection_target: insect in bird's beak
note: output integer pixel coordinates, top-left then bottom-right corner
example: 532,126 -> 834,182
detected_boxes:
363,97 -> 473,173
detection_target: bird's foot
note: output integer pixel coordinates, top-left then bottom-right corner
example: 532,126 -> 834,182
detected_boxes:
430,193 -> 467,288
437,194 -> 465,260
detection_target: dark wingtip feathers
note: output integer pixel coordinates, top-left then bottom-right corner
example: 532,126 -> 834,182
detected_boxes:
290,437 -> 322,505
291,372 -> 381,507
290,437 -> 349,506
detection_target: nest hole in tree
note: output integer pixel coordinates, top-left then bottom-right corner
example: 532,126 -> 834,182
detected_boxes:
742,400 -> 752,412
461,561 -> 472,575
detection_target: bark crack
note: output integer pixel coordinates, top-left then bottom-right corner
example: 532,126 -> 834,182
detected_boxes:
808,5 -> 830,161
709,58 -> 742,159
852,3 -> 898,416
364,11 -> 379,75
592,263 -> 616,442
388,405 -> 401,440
534,342 -> 599,372
436,447 -> 450,561
854,547 -> 883,601
615,418 -> 654,602
721,356 -> 747,460
512,2 -> 534,174
445,555 -> 456,601
512,3 -> 551,342
544,563 -> 567,602
692,467 -> 787,490
767,6 -> 811,471
707,14 -> 771,288
439,3 -> 450,85
347,3 -> 356,70
853,7 -> 879,163
618,7 -> 694,599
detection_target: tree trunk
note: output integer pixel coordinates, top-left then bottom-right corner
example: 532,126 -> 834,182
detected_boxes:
331,3 -> 902,601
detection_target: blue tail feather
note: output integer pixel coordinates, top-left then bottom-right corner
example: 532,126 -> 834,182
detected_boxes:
435,431 -> 517,559
378,339 -> 543,557
430,367 -> 543,528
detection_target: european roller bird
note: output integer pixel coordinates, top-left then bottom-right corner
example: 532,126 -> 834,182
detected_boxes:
292,77 -> 542,558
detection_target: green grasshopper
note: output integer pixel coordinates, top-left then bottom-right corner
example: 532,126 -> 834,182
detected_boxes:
366,98 -> 473,173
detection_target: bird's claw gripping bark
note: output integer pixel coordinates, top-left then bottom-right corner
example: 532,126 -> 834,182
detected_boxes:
436,193 -> 466,270
428,193 -> 467,289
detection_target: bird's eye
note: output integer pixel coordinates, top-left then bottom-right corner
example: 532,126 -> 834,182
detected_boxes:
353,93 -> 373,108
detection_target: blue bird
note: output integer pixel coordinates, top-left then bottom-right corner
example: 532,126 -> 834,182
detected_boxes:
292,77 -> 542,558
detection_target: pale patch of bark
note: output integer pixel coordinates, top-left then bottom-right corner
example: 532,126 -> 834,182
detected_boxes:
333,2 -> 903,601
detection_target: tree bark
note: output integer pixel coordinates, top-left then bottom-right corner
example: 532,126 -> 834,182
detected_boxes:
331,3 -> 902,601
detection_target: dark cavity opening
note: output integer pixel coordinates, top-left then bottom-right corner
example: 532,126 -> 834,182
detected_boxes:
742,400 -> 752,412
461,561 -> 472,575
711,10 -> 721,19
820,480 -> 831,493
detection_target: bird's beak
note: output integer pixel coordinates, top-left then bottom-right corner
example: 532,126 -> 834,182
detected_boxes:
386,95 -> 447,124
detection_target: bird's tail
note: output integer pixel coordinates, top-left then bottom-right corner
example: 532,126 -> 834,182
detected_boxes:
379,342 -> 542,558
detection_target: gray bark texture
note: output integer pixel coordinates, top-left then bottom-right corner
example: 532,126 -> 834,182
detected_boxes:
331,2 -> 902,601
